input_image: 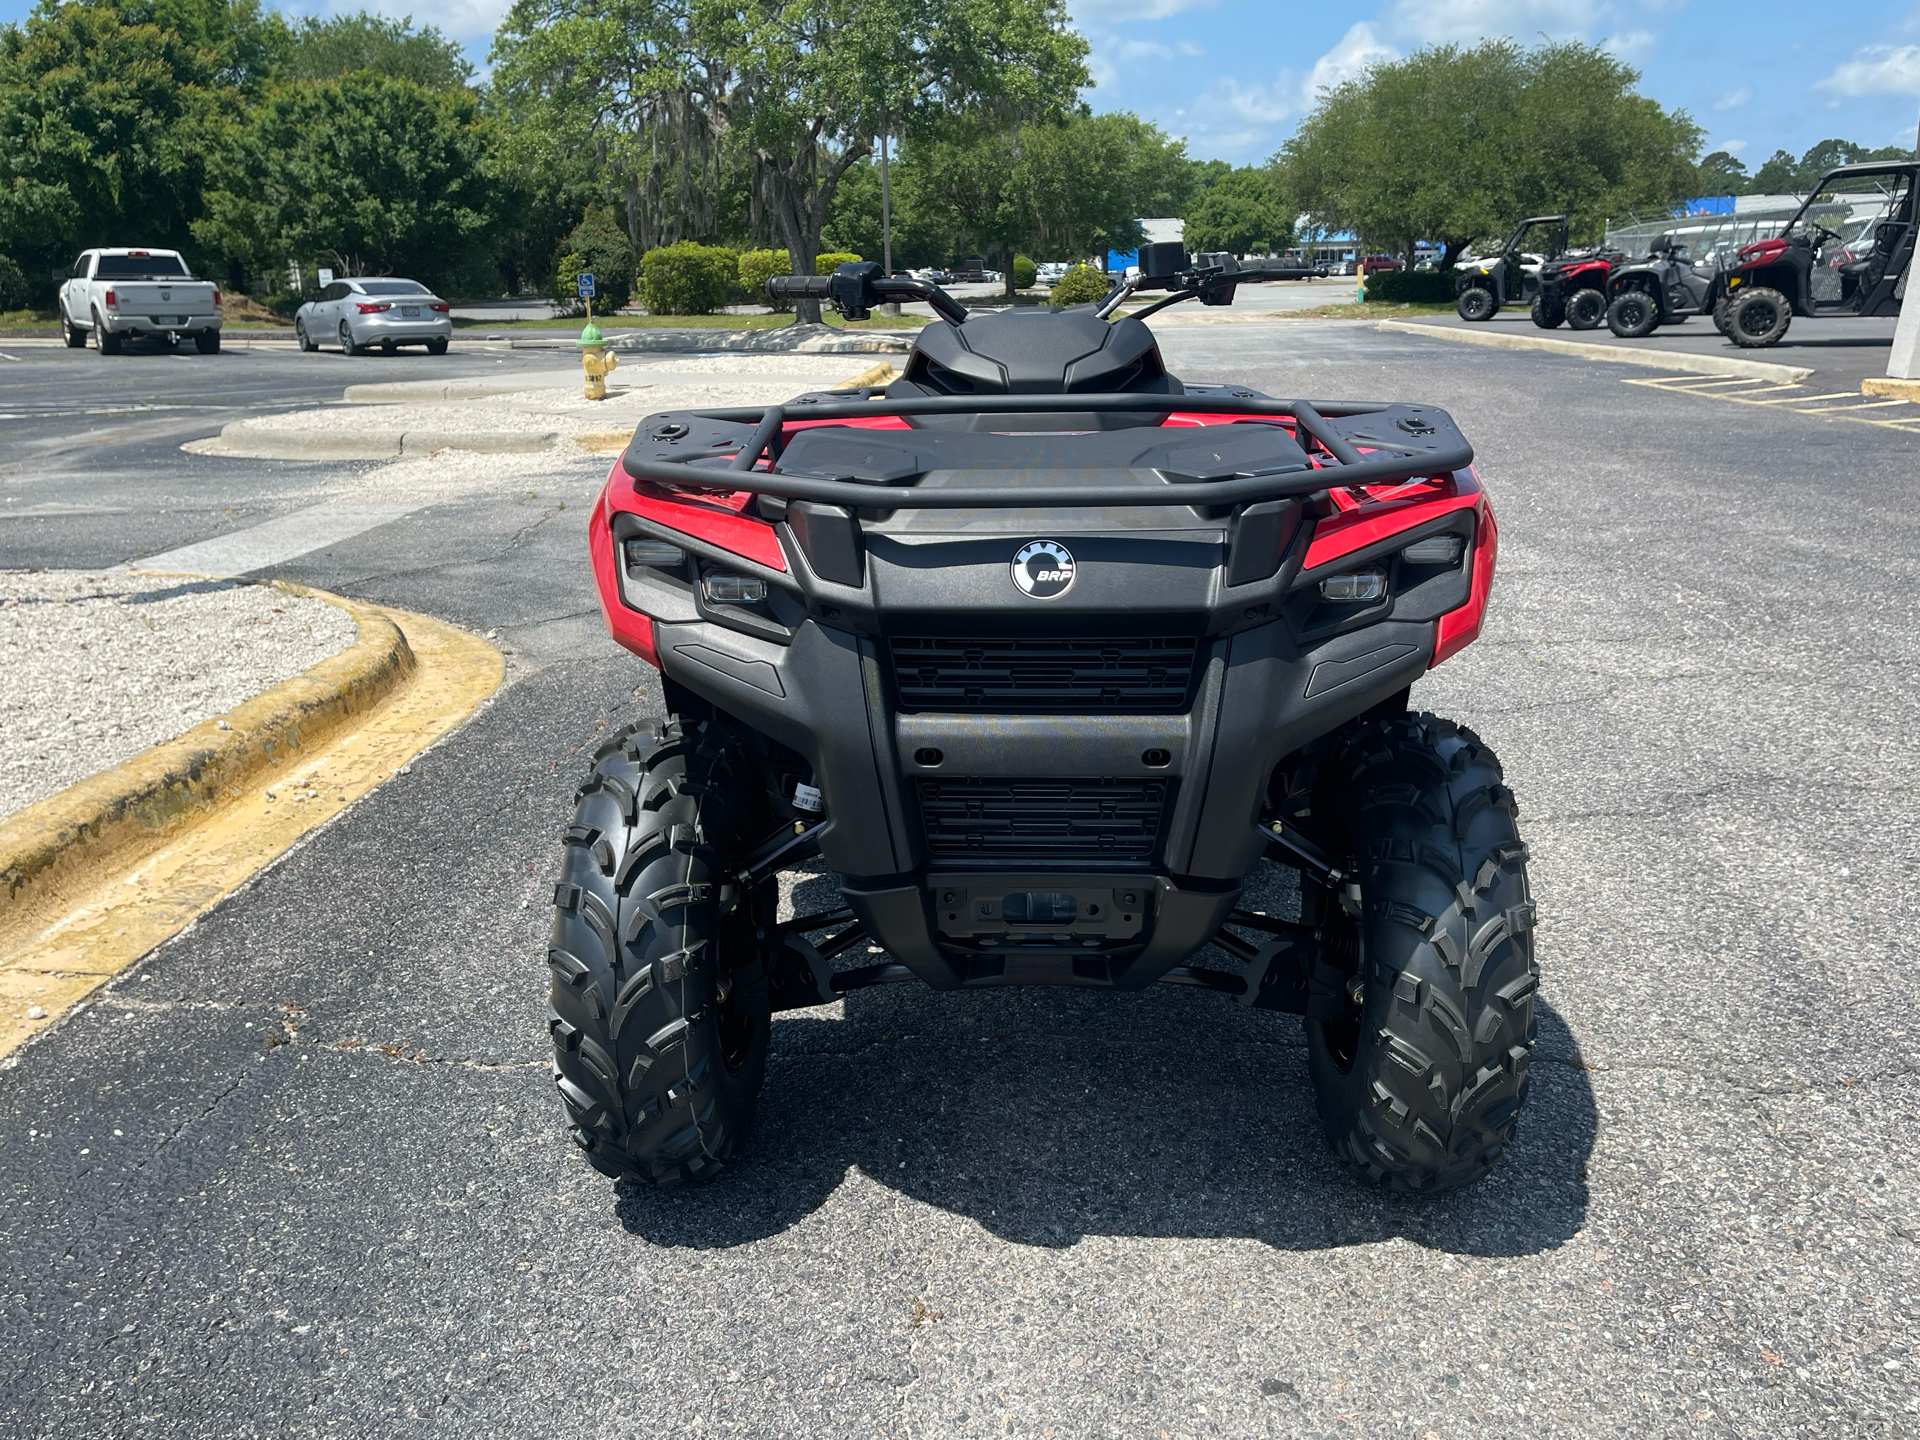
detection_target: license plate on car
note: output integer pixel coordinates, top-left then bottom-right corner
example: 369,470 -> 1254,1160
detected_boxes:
401,306 -> 420,317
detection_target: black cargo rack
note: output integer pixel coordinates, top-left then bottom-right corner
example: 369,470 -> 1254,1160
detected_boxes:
618,393 -> 1473,511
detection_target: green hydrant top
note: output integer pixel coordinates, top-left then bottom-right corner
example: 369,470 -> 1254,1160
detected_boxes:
578,320 -> 603,348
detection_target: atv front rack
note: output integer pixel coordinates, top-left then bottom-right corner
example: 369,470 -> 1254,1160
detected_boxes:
618,393 -> 1474,510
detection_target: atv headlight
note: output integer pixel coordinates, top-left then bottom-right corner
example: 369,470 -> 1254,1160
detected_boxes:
1319,569 -> 1386,603
1401,535 -> 1464,566
624,538 -> 685,572
703,571 -> 768,605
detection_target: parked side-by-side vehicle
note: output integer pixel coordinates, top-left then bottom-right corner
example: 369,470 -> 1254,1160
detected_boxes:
1721,159 -> 1917,347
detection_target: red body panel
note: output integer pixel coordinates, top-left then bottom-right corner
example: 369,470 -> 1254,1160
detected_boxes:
1432,497 -> 1497,667
589,483 -> 659,667
600,460 -> 789,573
1302,469 -> 1482,569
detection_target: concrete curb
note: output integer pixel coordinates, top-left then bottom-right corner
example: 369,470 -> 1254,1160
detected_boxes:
187,418 -> 559,460
1861,376 -> 1920,401
0,582 -> 413,933
1372,319 -> 1816,383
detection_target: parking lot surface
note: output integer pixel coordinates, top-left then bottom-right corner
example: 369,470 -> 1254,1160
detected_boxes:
1,324 -> 1915,1438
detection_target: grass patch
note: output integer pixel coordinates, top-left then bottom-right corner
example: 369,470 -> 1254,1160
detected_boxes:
452,311 -> 925,333
0,309 -> 59,330
1260,300 -> 1459,321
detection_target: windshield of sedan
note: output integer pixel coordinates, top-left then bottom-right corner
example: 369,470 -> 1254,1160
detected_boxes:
94,254 -> 189,279
356,281 -> 429,296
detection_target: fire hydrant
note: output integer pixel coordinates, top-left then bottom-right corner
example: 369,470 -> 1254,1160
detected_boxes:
579,319 -> 617,400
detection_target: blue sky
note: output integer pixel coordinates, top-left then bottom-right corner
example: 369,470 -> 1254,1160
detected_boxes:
4,0 -> 1917,169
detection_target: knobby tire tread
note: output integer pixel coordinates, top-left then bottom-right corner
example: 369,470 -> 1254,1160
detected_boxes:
547,717 -> 771,1185
1301,712 -> 1538,1192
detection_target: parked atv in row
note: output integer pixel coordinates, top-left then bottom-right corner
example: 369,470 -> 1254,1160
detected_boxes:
1603,235 -> 1726,337
1721,159 -> 1916,347
553,254 -> 1537,1196
1531,248 -> 1621,330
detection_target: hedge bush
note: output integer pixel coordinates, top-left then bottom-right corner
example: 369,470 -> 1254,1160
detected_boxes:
1362,269 -> 1455,304
639,241 -> 739,315
0,255 -> 28,311
1011,254 -> 1037,290
551,208 -> 636,312
737,249 -> 864,310
1048,264 -> 1109,306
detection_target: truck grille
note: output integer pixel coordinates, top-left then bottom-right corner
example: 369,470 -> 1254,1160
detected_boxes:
916,777 -> 1171,867
889,636 -> 1198,713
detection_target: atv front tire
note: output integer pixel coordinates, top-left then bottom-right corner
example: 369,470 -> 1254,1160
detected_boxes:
1606,290 -> 1659,338
1564,287 -> 1605,330
1299,714 -> 1537,1191
548,717 -> 774,1185
1727,287 -> 1791,347
1529,296 -> 1564,329
1456,287 -> 1497,322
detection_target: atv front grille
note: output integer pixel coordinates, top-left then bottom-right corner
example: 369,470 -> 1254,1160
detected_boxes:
916,777 -> 1171,867
888,635 -> 1199,714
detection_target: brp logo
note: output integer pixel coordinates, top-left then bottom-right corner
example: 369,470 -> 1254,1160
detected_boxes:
1012,540 -> 1076,599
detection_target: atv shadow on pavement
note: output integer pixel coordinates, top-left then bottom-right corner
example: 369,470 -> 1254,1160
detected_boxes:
612,875 -> 1594,1258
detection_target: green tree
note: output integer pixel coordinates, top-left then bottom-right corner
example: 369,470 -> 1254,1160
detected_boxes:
1694,150 -> 1750,196
277,11 -> 472,87
904,110 -> 1190,294
489,0 -> 1090,322
1183,166 -> 1291,255
1751,139 -> 1916,194
1279,39 -> 1702,266
0,1 -> 232,287
194,71 -> 494,287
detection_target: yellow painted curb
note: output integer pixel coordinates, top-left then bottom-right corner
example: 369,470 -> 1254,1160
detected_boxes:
0,588 -> 504,1058
573,430 -> 633,454
833,361 -> 898,390
1861,376 -> 1920,402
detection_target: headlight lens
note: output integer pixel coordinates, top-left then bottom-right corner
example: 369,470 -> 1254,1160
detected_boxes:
704,572 -> 768,604
1319,569 -> 1386,603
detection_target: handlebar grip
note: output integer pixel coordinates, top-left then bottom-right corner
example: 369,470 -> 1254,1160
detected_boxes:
766,275 -> 832,300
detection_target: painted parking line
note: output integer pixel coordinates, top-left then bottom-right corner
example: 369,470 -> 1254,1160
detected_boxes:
127,501 -> 416,577
1624,373 -> 1919,433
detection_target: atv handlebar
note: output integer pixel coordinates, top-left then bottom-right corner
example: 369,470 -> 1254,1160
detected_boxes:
767,265 -> 969,323
619,392 -> 1474,510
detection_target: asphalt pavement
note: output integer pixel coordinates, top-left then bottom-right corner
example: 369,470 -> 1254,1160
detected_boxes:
1,322 -> 1916,1438
1397,308 -> 1901,393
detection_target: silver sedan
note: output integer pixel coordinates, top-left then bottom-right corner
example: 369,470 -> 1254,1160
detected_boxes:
295,277 -> 452,355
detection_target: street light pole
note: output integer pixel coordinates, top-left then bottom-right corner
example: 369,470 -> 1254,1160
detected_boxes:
879,124 -> 893,278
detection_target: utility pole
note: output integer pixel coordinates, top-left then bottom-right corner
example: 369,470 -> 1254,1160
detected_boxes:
880,124 -> 894,277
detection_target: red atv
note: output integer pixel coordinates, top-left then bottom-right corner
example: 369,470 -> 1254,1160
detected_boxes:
1723,159 -> 1917,347
1531,249 -> 1622,330
554,255 -> 1536,1195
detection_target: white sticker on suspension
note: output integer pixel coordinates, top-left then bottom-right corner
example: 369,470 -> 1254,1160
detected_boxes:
793,782 -> 824,813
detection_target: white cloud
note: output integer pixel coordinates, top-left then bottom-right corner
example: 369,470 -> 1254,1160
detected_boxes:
1815,44 -> 1920,96
1712,88 -> 1750,110
1712,138 -> 1748,155
1300,22 -> 1397,105
1601,28 -> 1657,62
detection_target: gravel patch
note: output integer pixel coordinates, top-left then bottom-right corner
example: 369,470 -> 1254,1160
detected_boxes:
0,572 -> 357,818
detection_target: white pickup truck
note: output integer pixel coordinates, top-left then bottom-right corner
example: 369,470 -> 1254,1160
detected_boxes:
58,248 -> 223,354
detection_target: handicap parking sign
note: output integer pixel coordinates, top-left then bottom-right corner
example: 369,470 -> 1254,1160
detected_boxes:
576,273 -> 596,299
